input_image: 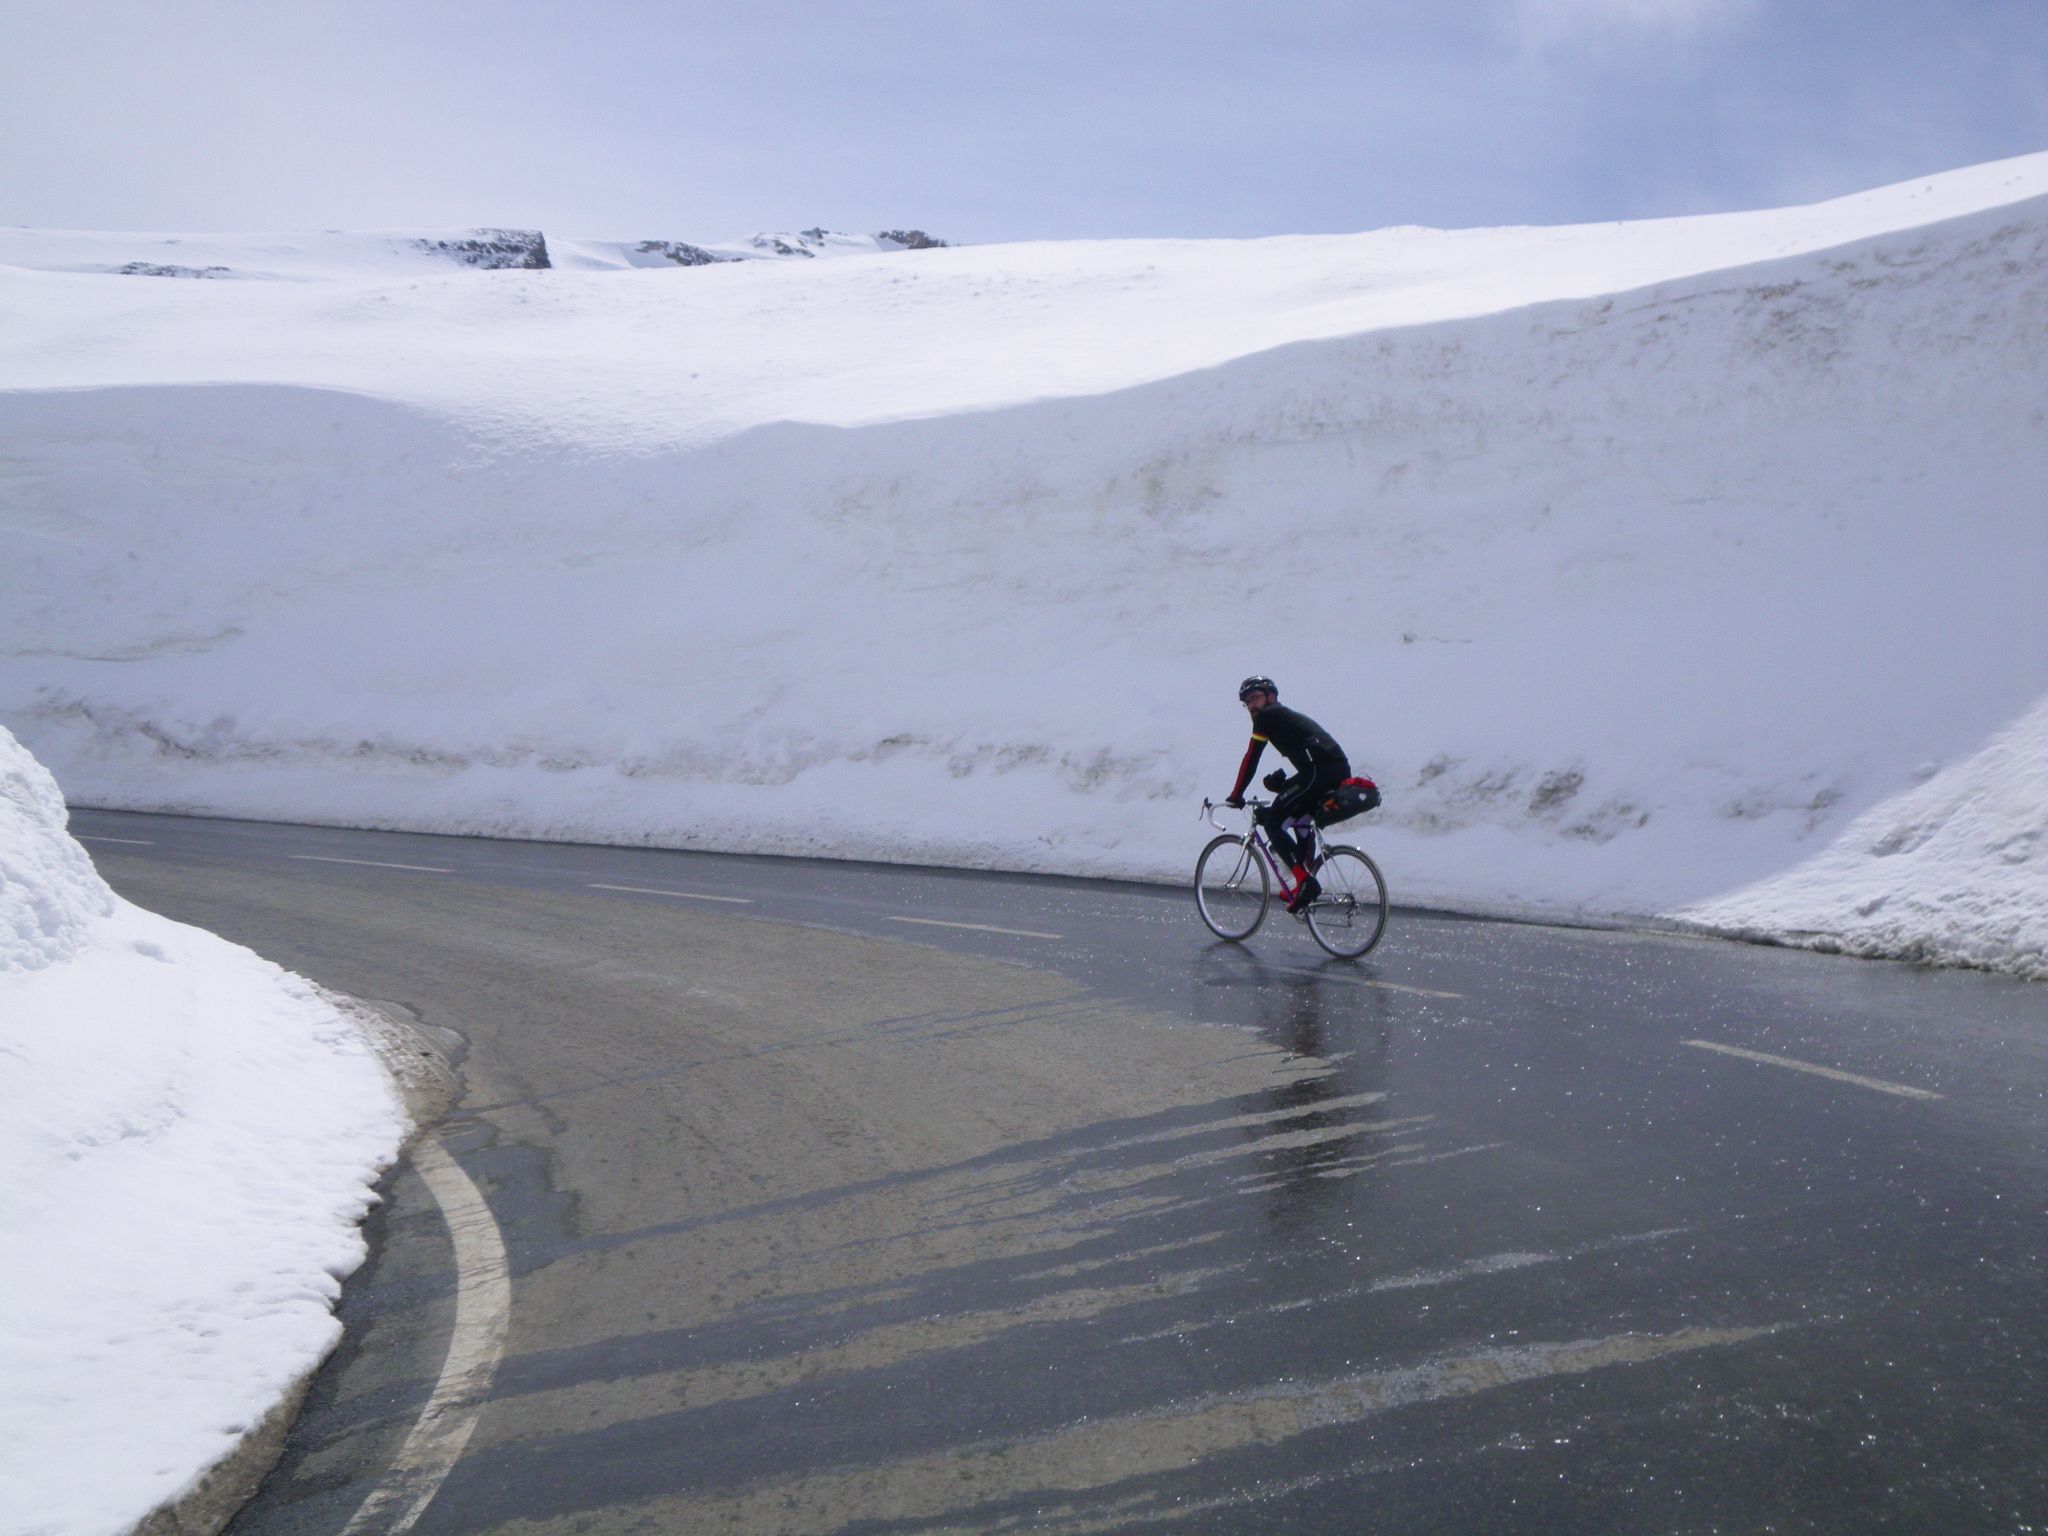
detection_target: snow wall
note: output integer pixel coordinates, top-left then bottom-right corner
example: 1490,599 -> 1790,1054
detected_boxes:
1,179 -> 2044,976
0,724 -> 406,1535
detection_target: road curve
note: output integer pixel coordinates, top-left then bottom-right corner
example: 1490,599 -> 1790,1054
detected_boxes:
71,808 -> 2047,1536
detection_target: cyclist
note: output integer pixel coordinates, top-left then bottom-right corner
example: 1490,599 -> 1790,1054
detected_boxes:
1223,675 -> 1351,913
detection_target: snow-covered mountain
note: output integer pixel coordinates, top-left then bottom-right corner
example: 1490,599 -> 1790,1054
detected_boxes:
1,157 -> 2042,974
0,224 -> 948,280
0,225 -> 556,279
553,227 -> 948,270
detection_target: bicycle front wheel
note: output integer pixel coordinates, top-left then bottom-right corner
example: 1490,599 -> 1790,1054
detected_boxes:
1194,833 -> 1269,941
1304,846 -> 1389,958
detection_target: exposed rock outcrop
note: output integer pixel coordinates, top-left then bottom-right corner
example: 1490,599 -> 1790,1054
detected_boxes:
113,262 -> 233,278
634,240 -> 736,267
411,229 -> 552,270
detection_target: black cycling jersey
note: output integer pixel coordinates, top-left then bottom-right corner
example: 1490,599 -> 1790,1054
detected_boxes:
1228,702 -> 1347,801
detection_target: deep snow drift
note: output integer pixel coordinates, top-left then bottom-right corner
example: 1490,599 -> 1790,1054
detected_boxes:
0,725 -> 406,1534
1,155 -> 2043,976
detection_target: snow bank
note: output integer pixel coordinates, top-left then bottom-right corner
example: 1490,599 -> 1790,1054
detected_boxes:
1,722 -> 114,972
1679,697 -> 2048,979
1,155 -> 2043,977
0,726 -> 407,1536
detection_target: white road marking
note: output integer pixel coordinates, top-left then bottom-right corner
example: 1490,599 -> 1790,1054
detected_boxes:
887,916 -> 1062,940
1684,1039 -> 1942,1100
1352,978 -> 1462,999
290,854 -> 453,874
341,1136 -> 512,1536
1284,968 -> 1459,999
76,835 -> 155,845
589,883 -> 753,904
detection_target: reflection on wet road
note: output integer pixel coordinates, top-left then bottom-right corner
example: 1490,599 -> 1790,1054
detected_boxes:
73,810 -> 2047,1535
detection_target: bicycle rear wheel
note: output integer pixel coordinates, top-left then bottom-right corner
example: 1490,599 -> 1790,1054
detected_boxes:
1304,846 -> 1389,958
1194,833 -> 1269,941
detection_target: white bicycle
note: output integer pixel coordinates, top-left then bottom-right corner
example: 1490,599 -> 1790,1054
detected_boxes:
1194,798 -> 1389,959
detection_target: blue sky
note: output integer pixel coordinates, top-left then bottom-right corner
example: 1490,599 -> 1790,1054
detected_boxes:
4,0 -> 2044,241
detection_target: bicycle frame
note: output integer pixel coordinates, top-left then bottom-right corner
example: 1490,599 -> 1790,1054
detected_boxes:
1200,798 -> 1319,895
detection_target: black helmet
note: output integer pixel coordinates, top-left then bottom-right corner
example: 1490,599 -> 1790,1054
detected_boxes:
1238,675 -> 1277,701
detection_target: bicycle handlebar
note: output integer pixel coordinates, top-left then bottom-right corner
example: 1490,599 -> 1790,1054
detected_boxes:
1200,796 -> 1268,832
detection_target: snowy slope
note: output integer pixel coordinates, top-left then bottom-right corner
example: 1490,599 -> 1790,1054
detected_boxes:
552,227 -> 948,269
0,224 -> 945,281
1,160 -> 2039,445
0,725 -> 406,1535
0,225 -> 556,280
1,154 -> 2043,976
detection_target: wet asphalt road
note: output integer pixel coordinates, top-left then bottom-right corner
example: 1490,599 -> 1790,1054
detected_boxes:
72,808 -> 2047,1536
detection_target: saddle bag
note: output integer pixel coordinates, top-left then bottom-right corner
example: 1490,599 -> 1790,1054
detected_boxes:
1315,776 -> 1381,826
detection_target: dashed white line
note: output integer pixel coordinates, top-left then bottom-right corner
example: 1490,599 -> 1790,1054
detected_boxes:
1684,1039 -> 1942,1100
289,854 -> 454,874
340,1136 -> 511,1536
887,916 -> 1062,940
589,883 -> 753,904
76,835 -> 155,845
1351,978 -> 1462,999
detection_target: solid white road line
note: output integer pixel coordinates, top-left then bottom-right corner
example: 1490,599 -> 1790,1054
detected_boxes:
290,854 -> 454,874
589,883 -> 753,904
75,835 -> 155,845
1684,1039 -> 1942,1100
887,916 -> 1062,940
340,1136 -> 512,1536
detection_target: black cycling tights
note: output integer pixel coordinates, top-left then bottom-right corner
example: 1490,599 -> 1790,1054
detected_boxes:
1258,765 -> 1347,868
